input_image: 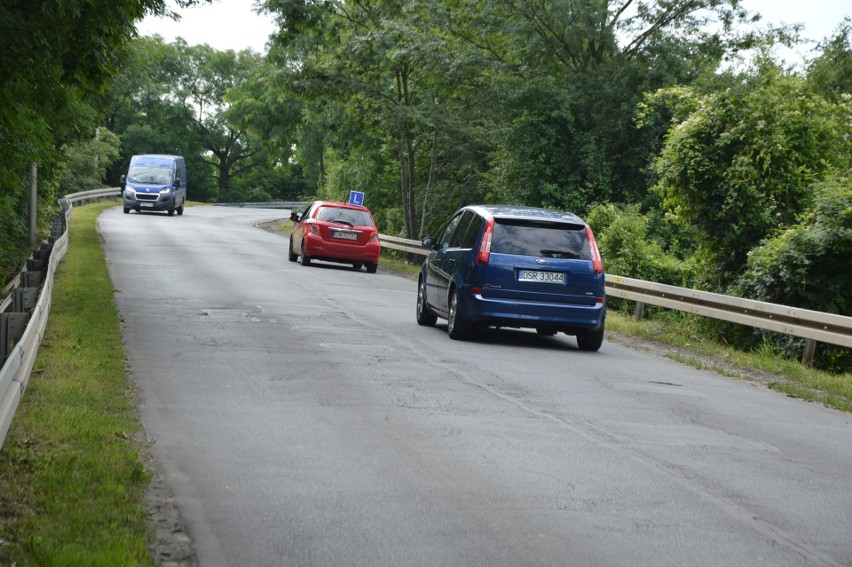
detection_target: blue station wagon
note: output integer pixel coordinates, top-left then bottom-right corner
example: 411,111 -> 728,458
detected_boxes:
416,205 -> 606,351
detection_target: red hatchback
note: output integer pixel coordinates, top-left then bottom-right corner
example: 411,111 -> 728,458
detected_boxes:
288,201 -> 381,273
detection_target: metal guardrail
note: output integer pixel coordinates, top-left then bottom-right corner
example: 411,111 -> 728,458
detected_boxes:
1,202 -> 71,448
604,276 -> 852,348
378,236 -> 852,364
217,201 -> 307,210
1,188 -> 121,449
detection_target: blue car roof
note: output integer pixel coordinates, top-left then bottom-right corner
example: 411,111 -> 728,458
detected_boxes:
469,205 -> 586,226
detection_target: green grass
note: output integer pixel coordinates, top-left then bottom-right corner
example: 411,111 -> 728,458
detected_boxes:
0,201 -> 152,566
606,311 -> 852,412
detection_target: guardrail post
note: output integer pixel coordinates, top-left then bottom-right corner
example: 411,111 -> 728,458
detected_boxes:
802,339 -> 816,367
0,312 -> 30,367
13,288 -> 39,313
633,301 -> 645,321
20,272 -> 43,288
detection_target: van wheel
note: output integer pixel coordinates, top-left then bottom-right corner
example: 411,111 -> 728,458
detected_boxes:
177,205 -> 184,216
168,206 -> 175,216
447,287 -> 471,340
300,242 -> 311,266
416,278 -> 437,327
576,327 -> 604,352
123,207 -> 130,214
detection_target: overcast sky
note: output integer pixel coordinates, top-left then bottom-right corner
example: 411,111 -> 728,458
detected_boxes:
137,0 -> 850,65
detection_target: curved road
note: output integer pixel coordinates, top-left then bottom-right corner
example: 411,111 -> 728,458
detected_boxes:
99,205 -> 852,567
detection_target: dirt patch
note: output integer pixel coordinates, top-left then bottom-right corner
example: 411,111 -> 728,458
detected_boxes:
131,396 -> 197,566
143,451 -> 197,567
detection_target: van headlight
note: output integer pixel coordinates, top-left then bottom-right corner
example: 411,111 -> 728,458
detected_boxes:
124,187 -> 135,197
159,187 -> 172,194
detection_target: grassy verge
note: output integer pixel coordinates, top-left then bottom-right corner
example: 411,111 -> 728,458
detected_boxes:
0,201 -> 151,566
605,311 -> 852,412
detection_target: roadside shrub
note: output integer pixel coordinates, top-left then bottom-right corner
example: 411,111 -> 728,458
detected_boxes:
586,203 -> 687,315
586,203 -> 684,285
731,174 -> 852,371
733,175 -> 851,315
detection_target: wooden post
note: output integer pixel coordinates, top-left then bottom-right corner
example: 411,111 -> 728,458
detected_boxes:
633,301 -> 645,321
802,339 -> 816,367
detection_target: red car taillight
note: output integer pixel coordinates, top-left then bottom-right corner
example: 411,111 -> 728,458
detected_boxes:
369,231 -> 379,242
309,224 -> 321,235
477,218 -> 495,265
585,225 -> 603,275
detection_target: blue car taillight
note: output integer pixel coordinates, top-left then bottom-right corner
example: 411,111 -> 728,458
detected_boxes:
477,218 -> 495,265
585,225 -> 603,275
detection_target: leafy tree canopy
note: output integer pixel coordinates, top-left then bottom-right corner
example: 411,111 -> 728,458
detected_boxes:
643,53 -> 850,289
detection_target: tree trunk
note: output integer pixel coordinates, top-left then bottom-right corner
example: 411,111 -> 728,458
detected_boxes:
419,132 -> 438,239
398,140 -> 412,237
405,136 -> 416,239
318,146 -> 326,191
218,164 -> 230,201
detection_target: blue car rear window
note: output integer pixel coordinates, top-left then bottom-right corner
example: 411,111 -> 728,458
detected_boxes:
491,219 -> 590,259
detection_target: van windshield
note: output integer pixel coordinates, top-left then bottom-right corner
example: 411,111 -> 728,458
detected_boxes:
491,219 -> 590,259
127,166 -> 171,185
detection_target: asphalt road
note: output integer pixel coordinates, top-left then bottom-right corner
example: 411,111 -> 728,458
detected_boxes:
99,205 -> 852,567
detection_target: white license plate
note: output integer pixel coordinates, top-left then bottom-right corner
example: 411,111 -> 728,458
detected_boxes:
518,270 -> 565,284
140,203 -> 154,207
332,231 -> 358,240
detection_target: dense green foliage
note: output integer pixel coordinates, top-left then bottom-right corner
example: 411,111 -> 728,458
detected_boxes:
732,175 -> 852,370
645,55 -> 849,290
585,203 -> 685,287
261,0 -> 774,238
0,0 -> 208,283
59,128 -> 122,195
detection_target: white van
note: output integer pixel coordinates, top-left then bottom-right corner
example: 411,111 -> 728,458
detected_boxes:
121,154 -> 187,216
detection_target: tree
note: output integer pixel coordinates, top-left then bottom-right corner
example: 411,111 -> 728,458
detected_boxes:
807,18 -> 852,103
644,54 -> 849,290
59,128 -> 122,195
105,37 -> 274,202
261,0 -> 789,239
179,44 -> 268,201
264,0 -> 455,238
0,0 -> 209,283
732,174 -> 852,371
734,174 -> 851,316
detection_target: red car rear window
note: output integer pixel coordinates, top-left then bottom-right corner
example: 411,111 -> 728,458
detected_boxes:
316,206 -> 374,227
